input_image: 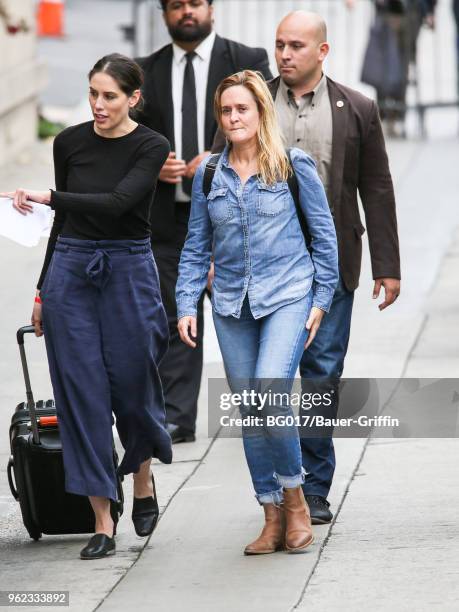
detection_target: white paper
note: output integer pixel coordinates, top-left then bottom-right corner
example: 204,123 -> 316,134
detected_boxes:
0,197 -> 52,247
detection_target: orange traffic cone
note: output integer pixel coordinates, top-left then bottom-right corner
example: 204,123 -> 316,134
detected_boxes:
37,0 -> 64,37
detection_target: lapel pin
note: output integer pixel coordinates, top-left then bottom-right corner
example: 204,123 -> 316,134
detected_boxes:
337,100 -> 344,108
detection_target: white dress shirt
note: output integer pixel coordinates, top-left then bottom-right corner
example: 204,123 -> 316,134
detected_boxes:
172,30 -> 216,202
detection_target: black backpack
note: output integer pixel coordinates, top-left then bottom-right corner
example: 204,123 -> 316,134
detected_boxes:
202,149 -> 311,248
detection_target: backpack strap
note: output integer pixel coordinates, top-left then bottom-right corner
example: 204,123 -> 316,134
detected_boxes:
203,153 -> 222,198
286,148 -> 312,250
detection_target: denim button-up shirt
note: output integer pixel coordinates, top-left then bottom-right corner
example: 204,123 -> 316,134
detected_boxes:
176,146 -> 338,320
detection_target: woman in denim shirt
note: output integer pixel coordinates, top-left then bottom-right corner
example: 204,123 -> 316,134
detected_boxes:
176,70 -> 338,555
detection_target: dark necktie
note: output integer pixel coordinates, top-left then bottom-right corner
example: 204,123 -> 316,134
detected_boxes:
181,51 -> 199,196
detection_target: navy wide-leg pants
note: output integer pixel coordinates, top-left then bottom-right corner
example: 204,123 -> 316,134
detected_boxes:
41,237 -> 172,501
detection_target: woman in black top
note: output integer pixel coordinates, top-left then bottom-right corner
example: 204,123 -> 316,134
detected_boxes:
3,54 -> 172,560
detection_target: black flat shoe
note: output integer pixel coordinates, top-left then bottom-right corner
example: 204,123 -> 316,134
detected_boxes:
80,534 -> 116,560
132,473 -> 159,537
167,423 -> 196,444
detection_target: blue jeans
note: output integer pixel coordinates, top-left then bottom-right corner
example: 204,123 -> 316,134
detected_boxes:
299,275 -> 354,498
213,292 -> 312,505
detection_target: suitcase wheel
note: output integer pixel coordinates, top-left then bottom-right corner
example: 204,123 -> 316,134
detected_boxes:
28,527 -> 42,541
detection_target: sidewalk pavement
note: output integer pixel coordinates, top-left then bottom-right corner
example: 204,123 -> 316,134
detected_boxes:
295,226 -> 459,612
0,133 -> 458,611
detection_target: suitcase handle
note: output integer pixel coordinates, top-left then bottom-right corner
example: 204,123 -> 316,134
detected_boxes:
16,326 -> 40,444
7,457 -> 19,501
17,325 -> 36,346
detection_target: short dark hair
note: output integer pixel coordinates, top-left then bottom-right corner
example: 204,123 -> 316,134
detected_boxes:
160,0 -> 214,9
88,53 -> 144,114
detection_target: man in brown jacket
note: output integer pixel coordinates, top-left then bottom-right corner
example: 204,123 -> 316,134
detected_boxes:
269,11 -> 401,523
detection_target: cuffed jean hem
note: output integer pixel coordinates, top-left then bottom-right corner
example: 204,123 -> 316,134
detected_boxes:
254,467 -> 307,505
255,487 -> 284,506
276,467 -> 307,490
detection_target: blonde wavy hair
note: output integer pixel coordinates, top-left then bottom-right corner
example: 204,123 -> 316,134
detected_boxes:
214,70 -> 290,185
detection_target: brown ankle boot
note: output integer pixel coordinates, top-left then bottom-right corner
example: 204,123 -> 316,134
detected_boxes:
283,486 -> 314,553
244,503 -> 285,555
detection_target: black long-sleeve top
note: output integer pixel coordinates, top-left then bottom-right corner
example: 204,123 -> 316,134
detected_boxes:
37,121 -> 170,288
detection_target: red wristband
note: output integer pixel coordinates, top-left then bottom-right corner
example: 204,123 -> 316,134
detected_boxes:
35,296 -> 42,304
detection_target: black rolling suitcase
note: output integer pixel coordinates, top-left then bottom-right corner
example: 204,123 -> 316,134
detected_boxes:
7,325 -> 124,541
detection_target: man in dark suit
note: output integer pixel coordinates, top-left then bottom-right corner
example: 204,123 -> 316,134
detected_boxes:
137,0 -> 272,443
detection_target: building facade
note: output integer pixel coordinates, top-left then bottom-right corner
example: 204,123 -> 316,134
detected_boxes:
0,0 -> 47,166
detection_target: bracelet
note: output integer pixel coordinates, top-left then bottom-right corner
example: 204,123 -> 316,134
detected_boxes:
34,296 -> 42,304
